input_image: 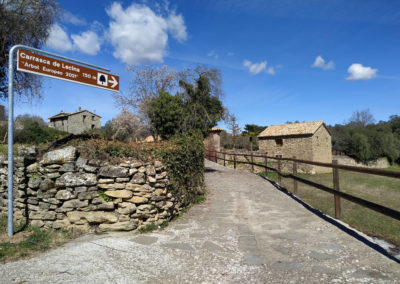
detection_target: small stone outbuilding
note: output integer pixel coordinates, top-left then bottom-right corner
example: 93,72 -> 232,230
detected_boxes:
204,126 -> 223,152
258,121 -> 332,174
48,108 -> 101,134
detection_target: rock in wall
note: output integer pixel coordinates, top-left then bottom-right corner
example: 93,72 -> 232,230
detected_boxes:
0,146 -> 183,232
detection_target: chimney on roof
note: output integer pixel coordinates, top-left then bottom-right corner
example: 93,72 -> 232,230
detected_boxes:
78,107 -> 81,111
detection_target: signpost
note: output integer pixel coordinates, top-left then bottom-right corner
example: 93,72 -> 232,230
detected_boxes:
17,49 -> 119,91
7,45 -> 119,236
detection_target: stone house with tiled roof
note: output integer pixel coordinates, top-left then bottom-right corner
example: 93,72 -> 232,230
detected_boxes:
48,108 -> 101,134
258,121 -> 332,174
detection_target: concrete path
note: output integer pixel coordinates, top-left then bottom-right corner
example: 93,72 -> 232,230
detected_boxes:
1,160 -> 399,283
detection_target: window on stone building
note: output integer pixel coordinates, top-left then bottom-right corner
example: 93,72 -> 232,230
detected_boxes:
92,116 -> 95,121
275,138 -> 283,147
83,115 -> 86,122
91,124 -> 95,129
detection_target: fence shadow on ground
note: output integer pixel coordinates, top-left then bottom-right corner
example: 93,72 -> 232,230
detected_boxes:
259,176 -> 400,264
205,167 -> 219,173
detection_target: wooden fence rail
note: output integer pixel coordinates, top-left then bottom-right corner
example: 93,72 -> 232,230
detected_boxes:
205,149 -> 400,222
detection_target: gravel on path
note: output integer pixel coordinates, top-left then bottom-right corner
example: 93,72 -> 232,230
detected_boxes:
0,160 -> 399,283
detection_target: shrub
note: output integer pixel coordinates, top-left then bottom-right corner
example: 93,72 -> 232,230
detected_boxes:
158,131 -> 205,204
14,121 -> 67,144
349,132 -> 371,163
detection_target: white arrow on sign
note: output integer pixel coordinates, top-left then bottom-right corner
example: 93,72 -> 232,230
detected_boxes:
110,76 -> 118,88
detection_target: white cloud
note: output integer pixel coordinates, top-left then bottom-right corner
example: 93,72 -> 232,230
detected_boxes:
312,55 -> 335,70
167,12 -> 187,42
346,63 -> 378,81
227,52 -> 234,56
62,10 -> 86,26
71,31 -> 101,55
267,66 -> 275,75
46,24 -> 101,55
106,2 -> 187,65
243,59 -> 267,75
207,50 -> 219,59
45,24 -> 73,52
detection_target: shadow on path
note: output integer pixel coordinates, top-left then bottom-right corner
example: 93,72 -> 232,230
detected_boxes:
205,167 -> 219,173
260,176 -> 400,264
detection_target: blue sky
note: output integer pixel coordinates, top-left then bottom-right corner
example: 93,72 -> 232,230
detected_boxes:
13,0 -> 400,129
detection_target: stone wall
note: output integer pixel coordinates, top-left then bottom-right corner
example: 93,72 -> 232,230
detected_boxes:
0,146 -> 182,232
332,155 -> 391,169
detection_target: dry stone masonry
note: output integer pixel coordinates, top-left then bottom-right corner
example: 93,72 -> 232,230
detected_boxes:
0,146 -> 183,232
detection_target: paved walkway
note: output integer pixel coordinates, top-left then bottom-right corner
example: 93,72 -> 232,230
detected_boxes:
1,160 -> 399,283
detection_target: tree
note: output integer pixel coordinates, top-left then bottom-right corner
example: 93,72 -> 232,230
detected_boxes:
15,114 -> 46,127
101,120 -> 115,140
113,65 -> 180,120
224,112 -> 240,137
148,91 -> 183,139
224,111 -> 241,148
113,65 -> 224,133
180,74 -> 224,138
349,132 -> 371,162
242,124 -> 266,136
179,65 -> 224,100
377,132 -> 400,163
0,0 -> 59,101
111,108 -> 146,141
349,109 -> 375,128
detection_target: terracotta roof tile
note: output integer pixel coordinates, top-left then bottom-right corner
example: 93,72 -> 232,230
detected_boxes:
258,121 -> 327,137
48,110 -> 101,120
209,126 -> 224,132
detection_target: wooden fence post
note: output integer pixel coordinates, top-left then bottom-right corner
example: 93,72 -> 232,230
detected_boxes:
293,156 -> 298,196
264,154 -> 268,178
251,151 -> 254,173
277,156 -> 282,184
223,152 -> 226,167
234,153 -> 237,169
333,160 -> 342,219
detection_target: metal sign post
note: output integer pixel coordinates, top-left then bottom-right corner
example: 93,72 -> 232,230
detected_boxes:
7,44 -> 119,236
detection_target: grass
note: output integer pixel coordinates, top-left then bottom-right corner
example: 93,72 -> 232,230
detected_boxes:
159,221 -> 169,228
258,170 -> 279,181
97,190 -> 113,202
0,214 -> 76,262
258,168 -> 400,246
139,223 -> 158,233
192,194 -> 206,204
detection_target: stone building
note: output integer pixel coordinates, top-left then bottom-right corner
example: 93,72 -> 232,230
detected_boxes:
258,121 -> 332,174
204,126 -> 223,151
48,108 -> 101,134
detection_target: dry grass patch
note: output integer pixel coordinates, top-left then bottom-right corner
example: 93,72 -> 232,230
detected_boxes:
0,215 -> 79,263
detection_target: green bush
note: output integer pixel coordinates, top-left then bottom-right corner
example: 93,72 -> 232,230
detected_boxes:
14,121 -> 67,144
148,91 -> 184,139
349,132 -> 371,163
158,131 -> 205,204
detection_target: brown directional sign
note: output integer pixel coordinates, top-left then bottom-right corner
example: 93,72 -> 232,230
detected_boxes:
17,49 -> 119,91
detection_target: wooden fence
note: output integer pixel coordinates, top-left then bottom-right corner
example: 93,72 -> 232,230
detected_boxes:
205,149 -> 400,222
